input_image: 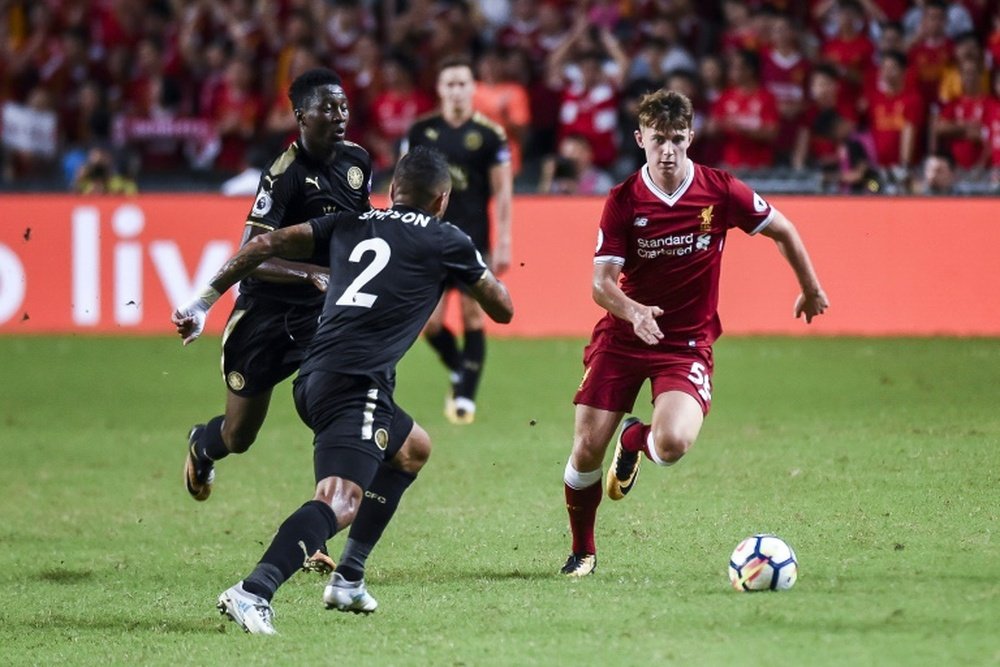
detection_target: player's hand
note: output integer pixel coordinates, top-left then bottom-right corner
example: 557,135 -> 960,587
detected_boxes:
309,270 -> 330,293
630,304 -> 664,345
171,289 -> 219,345
794,289 -> 829,324
171,306 -> 206,345
490,241 -> 511,276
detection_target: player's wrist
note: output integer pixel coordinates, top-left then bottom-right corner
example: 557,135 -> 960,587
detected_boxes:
191,286 -> 222,312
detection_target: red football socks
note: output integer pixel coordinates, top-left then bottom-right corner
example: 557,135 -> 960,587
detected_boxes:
564,481 -> 602,555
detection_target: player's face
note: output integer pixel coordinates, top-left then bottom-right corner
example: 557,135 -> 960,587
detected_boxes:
437,66 -> 475,115
299,84 -> 350,152
635,123 -> 693,182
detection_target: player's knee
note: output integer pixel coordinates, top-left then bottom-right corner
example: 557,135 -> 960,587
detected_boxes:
571,434 -> 607,471
394,426 -> 432,475
650,428 -> 693,464
314,484 -> 363,528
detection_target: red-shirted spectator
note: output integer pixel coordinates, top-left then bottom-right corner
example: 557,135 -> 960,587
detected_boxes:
987,9 -> 1000,68
794,64 -> 858,172
907,1 -> 954,103
211,58 -> 263,173
719,0 -> 763,55
708,49 -> 780,169
938,32 -> 989,104
496,0 -> 540,55
934,56 -> 989,169
821,0 -> 875,95
984,71 -> 1000,186
547,18 -> 628,170
761,14 -> 810,163
864,50 -> 925,171
367,55 -> 434,171
323,0 -> 373,77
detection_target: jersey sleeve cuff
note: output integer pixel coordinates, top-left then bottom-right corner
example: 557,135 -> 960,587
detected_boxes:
749,209 -> 776,235
594,255 -> 625,266
245,220 -> 276,231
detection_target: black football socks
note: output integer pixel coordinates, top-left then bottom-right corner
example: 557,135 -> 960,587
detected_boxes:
336,465 -> 416,582
194,415 -> 229,461
243,500 -> 339,601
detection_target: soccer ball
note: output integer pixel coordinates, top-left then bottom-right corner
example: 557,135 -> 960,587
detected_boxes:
728,534 -> 798,591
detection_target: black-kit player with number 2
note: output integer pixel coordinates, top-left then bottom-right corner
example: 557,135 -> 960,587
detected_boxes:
172,146 -> 514,633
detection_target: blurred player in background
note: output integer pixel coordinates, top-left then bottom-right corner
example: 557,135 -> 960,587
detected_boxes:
403,56 -> 513,425
560,89 -> 829,577
172,147 -> 513,633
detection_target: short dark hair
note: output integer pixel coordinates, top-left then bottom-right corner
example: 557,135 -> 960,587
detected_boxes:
881,49 -> 907,68
288,68 -> 343,109
812,63 -> 841,82
437,54 -> 474,76
394,147 -> 452,210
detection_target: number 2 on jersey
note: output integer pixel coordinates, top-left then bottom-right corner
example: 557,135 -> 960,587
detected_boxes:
335,238 -> 391,308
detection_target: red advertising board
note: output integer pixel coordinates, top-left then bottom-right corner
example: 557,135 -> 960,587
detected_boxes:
1,194 -> 998,336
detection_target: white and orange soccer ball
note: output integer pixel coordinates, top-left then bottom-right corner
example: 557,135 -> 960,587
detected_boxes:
728,534 -> 798,592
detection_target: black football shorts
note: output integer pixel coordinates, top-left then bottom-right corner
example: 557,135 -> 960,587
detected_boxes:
292,370 -> 415,486
220,293 -> 320,396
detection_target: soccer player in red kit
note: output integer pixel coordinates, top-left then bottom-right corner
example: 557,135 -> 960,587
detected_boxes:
560,89 -> 829,577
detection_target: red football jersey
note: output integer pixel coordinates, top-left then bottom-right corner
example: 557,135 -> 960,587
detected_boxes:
592,161 -> 775,349
711,86 -> 780,168
865,86 -> 925,167
938,95 -> 988,169
984,99 -> 1000,168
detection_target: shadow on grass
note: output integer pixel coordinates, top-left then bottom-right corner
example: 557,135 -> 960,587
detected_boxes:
16,613 -> 224,635
378,568 -> 557,584
34,568 -> 95,584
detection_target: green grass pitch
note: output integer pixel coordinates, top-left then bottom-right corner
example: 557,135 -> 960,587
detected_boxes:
0,335 -> 997,666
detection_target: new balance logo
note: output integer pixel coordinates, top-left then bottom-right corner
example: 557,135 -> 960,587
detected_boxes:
633,217 -> 648,227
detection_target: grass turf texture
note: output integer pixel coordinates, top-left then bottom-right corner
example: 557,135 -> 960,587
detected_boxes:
0,336 -> 997,666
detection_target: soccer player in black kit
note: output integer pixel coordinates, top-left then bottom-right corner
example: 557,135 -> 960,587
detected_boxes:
404,56 -> 513,424
181,68 -> 412,534
172,146 -> 514,634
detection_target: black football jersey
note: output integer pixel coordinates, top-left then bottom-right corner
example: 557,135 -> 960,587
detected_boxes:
404,112 -> 509,251
300,205 -> 488,376
240,139 -> 373,305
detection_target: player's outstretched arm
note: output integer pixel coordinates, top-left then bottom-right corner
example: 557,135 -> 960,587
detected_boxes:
171,224 -> 317,344
469,271 -> 514,324
239,224 -> 330,292
758,211 -> 829,323
592,262 -> 664,345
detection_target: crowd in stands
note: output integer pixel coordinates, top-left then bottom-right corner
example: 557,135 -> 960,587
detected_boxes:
2,0 -> 1000,195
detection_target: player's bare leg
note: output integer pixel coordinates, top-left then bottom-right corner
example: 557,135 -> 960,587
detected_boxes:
561,405 -> 622,576
184,390 -> 272,501
647,391 -> 704,463
452,293 -> 486,424
608,391 -> 704,501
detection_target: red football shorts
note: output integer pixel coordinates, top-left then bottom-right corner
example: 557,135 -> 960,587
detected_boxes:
573,340 -> 714,415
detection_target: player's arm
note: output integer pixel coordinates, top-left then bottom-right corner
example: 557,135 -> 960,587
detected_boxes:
171,224 -> 318,344
592,262 -> 664,346
240,224 -> 330,293
489,161 -> 513,275
758,211 -> 829,323
468,270 -> 514,324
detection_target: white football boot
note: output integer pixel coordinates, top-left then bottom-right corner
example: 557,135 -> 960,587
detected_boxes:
217,582 -> 277,635
323,572 -> 378,614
